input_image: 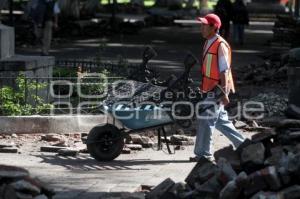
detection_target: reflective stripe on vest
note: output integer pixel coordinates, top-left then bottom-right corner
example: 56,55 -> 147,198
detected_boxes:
201,36 -> 234,93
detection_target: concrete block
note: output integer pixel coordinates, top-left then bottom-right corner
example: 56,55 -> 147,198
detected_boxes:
0,24 -> 14,59
146,178 -> 175,199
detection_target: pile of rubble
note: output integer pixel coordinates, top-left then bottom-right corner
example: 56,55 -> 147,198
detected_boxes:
238,60 -> 287,85
249,92 -> 288,117
0,165 -> 55,199
146,119 -> 300,199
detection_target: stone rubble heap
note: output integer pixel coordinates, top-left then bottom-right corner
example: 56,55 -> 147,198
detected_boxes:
146,119 -> 300,199
249,93 -> 288,117
0,165 -> 55,199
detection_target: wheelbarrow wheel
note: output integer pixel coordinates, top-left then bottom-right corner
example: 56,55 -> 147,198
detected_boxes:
87,124 -> 124,161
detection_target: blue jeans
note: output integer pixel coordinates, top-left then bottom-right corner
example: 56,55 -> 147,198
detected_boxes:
194,97 -> 245,158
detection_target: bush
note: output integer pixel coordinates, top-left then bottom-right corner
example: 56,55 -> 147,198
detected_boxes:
0,74 -> 53,116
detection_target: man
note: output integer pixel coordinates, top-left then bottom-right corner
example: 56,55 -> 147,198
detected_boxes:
29,0 -> 60,56
192,13 -> 245,161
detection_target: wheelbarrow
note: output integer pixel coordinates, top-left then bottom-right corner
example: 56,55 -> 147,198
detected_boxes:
86,47 -> 226,161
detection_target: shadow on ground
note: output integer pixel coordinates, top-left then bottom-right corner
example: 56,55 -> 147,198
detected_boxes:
36,154 -> 191,171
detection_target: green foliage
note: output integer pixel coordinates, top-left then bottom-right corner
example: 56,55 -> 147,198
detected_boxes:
0,74 -> 53,116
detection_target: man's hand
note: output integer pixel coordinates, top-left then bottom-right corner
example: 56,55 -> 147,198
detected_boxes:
221,94 -> 230,106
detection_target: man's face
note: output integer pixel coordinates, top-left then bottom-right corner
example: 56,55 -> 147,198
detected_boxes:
200,24 -> 216,39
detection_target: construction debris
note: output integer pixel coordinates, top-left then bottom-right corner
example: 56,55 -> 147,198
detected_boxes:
0,165 -> 55,199
147,118 -> 300,199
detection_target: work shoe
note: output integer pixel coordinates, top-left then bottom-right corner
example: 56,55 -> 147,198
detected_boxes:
189,156 -> 215,163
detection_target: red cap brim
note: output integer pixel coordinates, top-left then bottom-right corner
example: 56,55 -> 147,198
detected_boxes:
196,17 -> 209,25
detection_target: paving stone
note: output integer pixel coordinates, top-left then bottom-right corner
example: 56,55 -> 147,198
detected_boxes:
264,146 -> 285,166
11,179 -> 41,195
234,120 -> 248,129
33,195 -> 48,199
172,140 -> 194,146
250,191 -> 279,199
251,129 -> 277,143
122,147 -> 131,154
170,135 -> 193,145
146,178 -> 175,199
241,142 -> 265,166
235,139 -> 255,155
0,142 -> 15,148
0,147 -> 18,153
41,134 -> 66,142
57,149 -> 79,157
195,175 -> 223,197
235,172 -> 249,189
260,166 -> 281,191
277,167 -> 291,185
244,171 -> 268,197
219,180 -> 240,199
185,158 -> 217,188
0,184 -> 18,199
280,185 -> 300,199
129,134 -> 154,148
125,144 -> 143,151
214,146 -> 241,171
15,192 -> 34,199
216,158 -> 237,185
0,165 -> 29,178
40,146 -> 68,153
167,182 -> 190,198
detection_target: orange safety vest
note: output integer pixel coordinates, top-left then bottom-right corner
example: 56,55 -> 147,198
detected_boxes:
201,36 -> 235,93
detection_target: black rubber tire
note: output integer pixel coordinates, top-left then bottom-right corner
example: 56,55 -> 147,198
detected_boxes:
87,124 -> 124,161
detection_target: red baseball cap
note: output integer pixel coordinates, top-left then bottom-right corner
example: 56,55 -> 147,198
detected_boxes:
197,14 -> 222,29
